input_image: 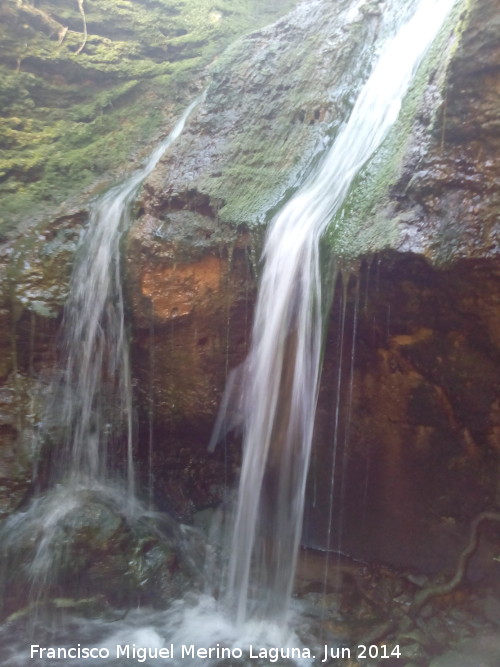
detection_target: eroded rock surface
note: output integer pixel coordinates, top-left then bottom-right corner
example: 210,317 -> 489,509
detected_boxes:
307,255 -> 500,577
0,0 -> 498,589
126,0 -> 391,513
127,0 -> 500,577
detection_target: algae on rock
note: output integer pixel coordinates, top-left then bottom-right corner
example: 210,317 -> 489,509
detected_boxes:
0,0 -> 297,234
325,0 -> 499,266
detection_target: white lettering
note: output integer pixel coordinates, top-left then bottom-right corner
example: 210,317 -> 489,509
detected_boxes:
182,645 -> 194,658
116,645 -> 130,658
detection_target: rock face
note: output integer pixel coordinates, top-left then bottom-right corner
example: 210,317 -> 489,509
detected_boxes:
127,0 -> 500,577
125,0 -> 391,512
344,0 -> 500,264
126,213 -> 253,513
303,0 -> 500,572
306,255 -> 500,575
0,0 -> 299,522
138,0 -> 386,229
0,0 -> 498,589
0,0 -> 296,230
0,210 -> 84,520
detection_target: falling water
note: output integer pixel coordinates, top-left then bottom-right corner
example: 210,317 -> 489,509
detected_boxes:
0,1 -> 463,663
49,95 -> 203,494
218,0 -> 456,628
0,96 -> 203,611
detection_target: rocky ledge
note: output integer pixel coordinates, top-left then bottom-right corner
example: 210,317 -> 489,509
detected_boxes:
125,0 -> 500,578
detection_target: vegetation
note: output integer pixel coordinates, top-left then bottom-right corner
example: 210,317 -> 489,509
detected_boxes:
0,0 -> 296,233
323,0 -> 469,260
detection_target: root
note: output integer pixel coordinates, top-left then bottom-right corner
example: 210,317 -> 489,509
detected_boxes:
57,26 -> 68,46
75,0 -> 87,55
410,510 -> 500,617
360,511 -> 500,645
17,2 -> 66,38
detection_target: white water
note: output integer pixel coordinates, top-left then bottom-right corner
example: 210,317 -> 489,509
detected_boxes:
51,95 -> 203,494
218,0 -> 456,628
0,0 -> 458,662
0,96 -> 204,611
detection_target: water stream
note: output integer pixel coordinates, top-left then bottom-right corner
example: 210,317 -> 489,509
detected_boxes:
0,0 -> 458,663
217,0 -> 456,629
53,94 -> 203,494
0,96 -> 203,617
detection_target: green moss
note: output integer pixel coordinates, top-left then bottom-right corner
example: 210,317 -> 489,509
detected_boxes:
0,0 -> 297,235
323,0 -> 469,260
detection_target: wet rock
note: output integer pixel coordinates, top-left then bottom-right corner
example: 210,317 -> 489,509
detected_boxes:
139,0 -> 385,229
338,0 -> 500,264
0,0 -> 298,228
126,0 -> 392,513
0,210 -> 86,518
126,210 -> 254,515
305,255 -> 500,576
429,634 -> 500,667
0,486 -> 199,617
0,374 -> 41,520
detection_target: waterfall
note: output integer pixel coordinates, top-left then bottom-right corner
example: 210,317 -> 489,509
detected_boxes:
218,0 -> 456,628
0,0 -> 469,662
0,96 -> 203,610
50,95 -> 203,494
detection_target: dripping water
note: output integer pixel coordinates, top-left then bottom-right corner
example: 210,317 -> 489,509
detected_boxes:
336,275 -> 360,555
321,273 -> 348,605
0,95 -> 204,613
213,0 -> 456,630
51,94 -> 203,494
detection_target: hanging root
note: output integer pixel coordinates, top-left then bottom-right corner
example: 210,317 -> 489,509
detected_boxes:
17,2 -> 66,37
75,0 -> 87,55
57,26 -> 68,46
410,510 -> 500,618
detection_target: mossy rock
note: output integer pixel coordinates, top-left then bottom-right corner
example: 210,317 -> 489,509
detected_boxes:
0,0 -> 298,235
0,487 -> 200,615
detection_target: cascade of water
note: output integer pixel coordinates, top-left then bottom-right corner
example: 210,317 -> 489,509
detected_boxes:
49,95 -> 203,495
0,97 -> 204,617
216,0 -> 456,628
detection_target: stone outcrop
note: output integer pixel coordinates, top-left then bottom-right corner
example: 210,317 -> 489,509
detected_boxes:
125,0 -> 390,513
0,487 -> 202,616
339,0 -> 500,264
137,0 -> 386,229
0,0 -> 498,587
127,0 -> 500,577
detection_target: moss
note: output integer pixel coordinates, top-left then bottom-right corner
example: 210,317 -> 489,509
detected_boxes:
0,0 -> 297,235
322,0 -> 469,260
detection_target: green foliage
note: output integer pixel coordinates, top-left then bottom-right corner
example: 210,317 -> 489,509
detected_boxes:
0,0 -> 297,233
